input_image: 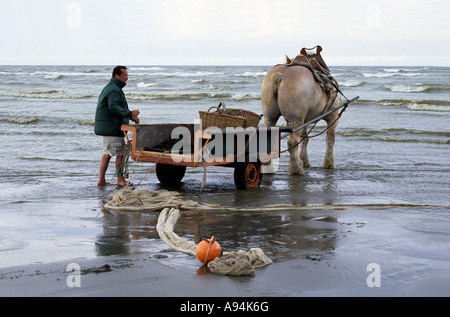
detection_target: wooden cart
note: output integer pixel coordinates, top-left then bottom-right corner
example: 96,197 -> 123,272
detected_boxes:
121,124 -> 287,189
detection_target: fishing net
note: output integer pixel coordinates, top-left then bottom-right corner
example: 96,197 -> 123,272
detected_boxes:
207,247 -> 272,276
104,188 -> 272,276
104,188 -> 437,275
156,207 -> 272,276
103,188 -> 217,212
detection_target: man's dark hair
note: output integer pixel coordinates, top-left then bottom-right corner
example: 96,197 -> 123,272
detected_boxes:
112,66 -> 127,77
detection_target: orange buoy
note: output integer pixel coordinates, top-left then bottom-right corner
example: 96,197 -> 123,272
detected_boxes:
196,236 -> 222,265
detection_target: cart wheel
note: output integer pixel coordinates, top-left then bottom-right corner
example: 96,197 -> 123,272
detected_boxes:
155,163 -> 186,185
234,156 -> 262,190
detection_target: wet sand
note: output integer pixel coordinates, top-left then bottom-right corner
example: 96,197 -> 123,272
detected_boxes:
1,200 -> 449,298
1,150 -> 449,299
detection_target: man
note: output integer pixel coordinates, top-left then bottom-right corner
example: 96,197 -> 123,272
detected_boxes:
94,66 -> 140,186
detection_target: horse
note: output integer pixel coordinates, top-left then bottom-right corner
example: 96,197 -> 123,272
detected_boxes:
261,50 -> 340,175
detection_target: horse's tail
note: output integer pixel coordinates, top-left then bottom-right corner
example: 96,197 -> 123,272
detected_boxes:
272,72 -> 283,97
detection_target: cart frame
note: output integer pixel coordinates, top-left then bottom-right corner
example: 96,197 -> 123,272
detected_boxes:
121,124 -> 287,189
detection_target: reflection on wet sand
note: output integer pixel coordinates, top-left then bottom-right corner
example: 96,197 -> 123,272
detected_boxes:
97,202 -> 342,264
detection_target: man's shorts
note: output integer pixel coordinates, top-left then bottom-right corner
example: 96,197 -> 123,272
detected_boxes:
102,136 -> 125,156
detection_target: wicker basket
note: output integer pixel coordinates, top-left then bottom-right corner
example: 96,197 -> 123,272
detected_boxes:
199,106 -> 246,129
226,108 -> 261,128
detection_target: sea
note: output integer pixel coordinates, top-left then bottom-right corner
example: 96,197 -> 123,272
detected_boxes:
0,64 -> 449,295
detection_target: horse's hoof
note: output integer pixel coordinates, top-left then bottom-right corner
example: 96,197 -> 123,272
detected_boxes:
288,167 -> 304,175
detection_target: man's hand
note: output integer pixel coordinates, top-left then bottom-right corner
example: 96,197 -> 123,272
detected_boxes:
130,109 -> 140,124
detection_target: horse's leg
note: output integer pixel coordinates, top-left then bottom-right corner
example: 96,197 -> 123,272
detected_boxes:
287,127 -> 304,175
323,117 -> 338,169
299,127 -> 310,167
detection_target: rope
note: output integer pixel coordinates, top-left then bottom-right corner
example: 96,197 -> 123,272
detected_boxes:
200,147 -> 211,191
113,142 -> 132,180
156,207 -> 197,256
201,159 -> 207,191
133,151 -> 169,190
104,189 -> 449,213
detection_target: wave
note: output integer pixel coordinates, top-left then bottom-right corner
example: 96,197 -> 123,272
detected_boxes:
130,67 -> 166,71
137,82 -> 157,88
383,68 -> 409,73
0,67 -> 236,80
363,72 -> 395,78
338,127 -> 450,137
224,79 -> 249,84
191,79 -> 206,83
43,73 -> 64,80
0,117 -> 39,124
339,80 -> 365,87
29,71 -> 108,79
383,84 -> 448,93
376,99 -> 450,112
128,91 -> 260,101
1,69 -> 111,77
77,120 -> 94,126
384,85 -> 429,93
378,137 -> 449,145
337,127 -> 450,144
127,92 -> 232,101
235,71 -> 267,77
385,128 -> 450,138
144,71 -> 224,77
406,103 -> 450,112
0,90 -> 94,100
83,69 -> 103,73
363,70 -> 422,78
377,99 -> 410,107
231,93 -> 261,101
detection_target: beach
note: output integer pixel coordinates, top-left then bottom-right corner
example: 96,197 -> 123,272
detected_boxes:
1,201 -> 449,298
0,65 -> 449,297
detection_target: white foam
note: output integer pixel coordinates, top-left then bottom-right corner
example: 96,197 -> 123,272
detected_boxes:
340,80 -> 363,87
130,67 -> 165,71
0,90 -> 94,99
385,85 -> 429,93
231,93 -> 260,101
363,72 -> 393,78
235,71 -> 267,77
137,82 -> 156,88
407,103 -> 450,112
146,71 -> 223,77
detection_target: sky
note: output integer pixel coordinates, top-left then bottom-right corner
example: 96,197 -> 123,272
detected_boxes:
1,0 -> 449,66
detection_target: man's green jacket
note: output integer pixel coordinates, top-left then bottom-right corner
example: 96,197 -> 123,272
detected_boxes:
94,77 -> 132,137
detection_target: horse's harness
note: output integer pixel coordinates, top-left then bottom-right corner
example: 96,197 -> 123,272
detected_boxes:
280,46 -> 350,153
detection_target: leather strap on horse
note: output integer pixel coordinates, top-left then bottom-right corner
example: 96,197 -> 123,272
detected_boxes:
279,46 -> 352,153
286,46 -> 343,100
